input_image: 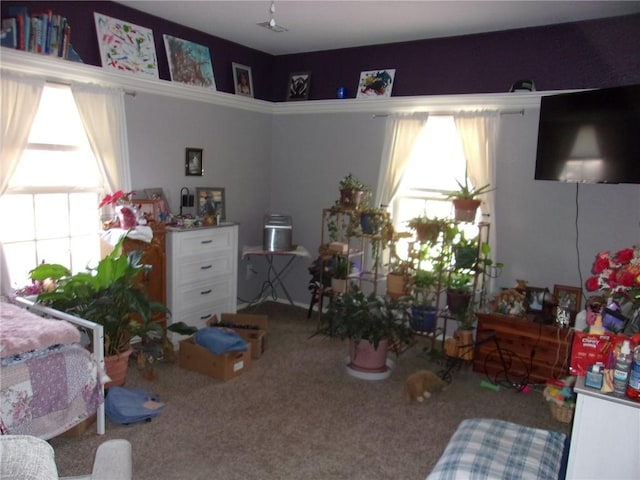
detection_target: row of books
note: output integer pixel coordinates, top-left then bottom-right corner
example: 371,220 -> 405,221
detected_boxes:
1,6 -> 72,58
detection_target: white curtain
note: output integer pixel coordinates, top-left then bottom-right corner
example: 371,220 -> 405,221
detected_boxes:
374,114 -> 427,209
71,83 -> 132,193
0,72 -> 45,195
454,111 -> 500,291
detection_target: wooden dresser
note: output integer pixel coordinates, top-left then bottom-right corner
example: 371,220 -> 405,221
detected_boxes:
473,312 -> 573,384
100,224 -> 167,325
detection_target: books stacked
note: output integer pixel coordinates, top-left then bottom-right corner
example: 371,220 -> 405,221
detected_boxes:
1,6 -> 72,58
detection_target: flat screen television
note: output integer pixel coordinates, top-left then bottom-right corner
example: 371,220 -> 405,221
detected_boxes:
534,84 -> 640,184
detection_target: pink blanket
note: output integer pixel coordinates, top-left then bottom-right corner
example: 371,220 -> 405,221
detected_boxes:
0,302 -> 80,358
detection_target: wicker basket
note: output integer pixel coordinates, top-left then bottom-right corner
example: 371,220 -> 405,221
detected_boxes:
549,401 -> 575,423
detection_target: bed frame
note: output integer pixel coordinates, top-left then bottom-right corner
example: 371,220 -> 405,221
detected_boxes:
13,296 -> 106,436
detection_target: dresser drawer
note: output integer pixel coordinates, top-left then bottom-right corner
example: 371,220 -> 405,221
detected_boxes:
175,251 -> 233,284
177,276 -> 234,309
171,227 -> 235,260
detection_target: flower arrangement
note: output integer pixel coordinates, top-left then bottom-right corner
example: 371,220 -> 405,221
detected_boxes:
98,190 -> 134,209
99,190 -> 137,229
586,245 -> 640,310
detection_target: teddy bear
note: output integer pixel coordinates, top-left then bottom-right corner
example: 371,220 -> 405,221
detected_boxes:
404,369 -> 448,403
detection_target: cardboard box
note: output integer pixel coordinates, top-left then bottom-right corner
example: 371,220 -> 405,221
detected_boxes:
179,336 -> 251,381
208,313 -> 268,359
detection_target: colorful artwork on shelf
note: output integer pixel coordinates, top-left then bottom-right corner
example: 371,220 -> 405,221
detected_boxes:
356,69 -> 396,99
163,35 -> 216,90
93,12 -> 159,78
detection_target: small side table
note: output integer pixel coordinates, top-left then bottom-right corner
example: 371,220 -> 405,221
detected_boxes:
242,245 -> 310,306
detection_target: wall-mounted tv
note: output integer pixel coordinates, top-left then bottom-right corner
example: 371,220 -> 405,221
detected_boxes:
535,84 -> 640,184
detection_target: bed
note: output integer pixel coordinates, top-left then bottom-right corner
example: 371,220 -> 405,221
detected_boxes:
0,297 -> 106,439
426,418 -> 568,480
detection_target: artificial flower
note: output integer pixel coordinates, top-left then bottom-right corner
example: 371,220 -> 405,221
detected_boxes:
586,245 -> 640,310
98,190 -> 134,209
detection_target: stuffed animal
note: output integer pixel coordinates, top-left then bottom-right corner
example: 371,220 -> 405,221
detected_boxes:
404,369 -> 448,403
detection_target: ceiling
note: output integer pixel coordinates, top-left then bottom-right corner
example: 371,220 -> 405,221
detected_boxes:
115,1 -> 640,55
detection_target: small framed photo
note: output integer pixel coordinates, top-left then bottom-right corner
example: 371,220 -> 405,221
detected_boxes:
195,187 -> 226,221
186,148 -> 203,176
144,188 -> 171,222
232,62 -> 253,97
525,287 -> 547,312
133,199 -> 160,224
286,71 -> 311,101
553,284 -> 582,312
356,69 -> 395,98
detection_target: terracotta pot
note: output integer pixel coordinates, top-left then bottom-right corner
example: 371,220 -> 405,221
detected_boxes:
415,223 -> 440,243
339,189 -> 365,208
387,272 -> 410,300
349,339 -> 388,373
331,277 -> 348,294
452,198 -> 481,223
104,348 -> 133,389
454,329 -> 474,361
446,289 -> 472,315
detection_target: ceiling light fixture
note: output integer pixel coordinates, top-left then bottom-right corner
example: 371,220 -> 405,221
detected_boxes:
257,1 -> 288,33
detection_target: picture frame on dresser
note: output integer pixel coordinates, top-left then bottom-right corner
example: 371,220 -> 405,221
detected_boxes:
524,286 -> 546,312
134,199 -> 160,224
195,187 -> 225,221
553,284 -> 582,312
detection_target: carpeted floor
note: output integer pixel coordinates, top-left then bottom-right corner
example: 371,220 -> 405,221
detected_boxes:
50,302 -> 570,479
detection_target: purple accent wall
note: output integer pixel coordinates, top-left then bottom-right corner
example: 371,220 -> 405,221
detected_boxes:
3,2 -> 639,102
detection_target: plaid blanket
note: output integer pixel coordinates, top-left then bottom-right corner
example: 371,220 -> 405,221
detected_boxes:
426,418 -> 567,480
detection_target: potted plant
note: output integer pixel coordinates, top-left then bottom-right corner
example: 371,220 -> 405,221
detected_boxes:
407,215 -> 448,244
447,177 -> 495,223
330,256 -> 351,294
28,234 -> 169,387
338,173 -> 371,208
451,306 -> 477,360
445,270 -> 474,315
316,284 -> 414,373
411,268 -> 439,332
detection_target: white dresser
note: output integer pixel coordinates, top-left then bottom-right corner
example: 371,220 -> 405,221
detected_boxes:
566,376 -> 640,479
166,224 -> 238,341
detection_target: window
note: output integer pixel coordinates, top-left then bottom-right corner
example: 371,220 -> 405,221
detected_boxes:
0,84 -> 105,289
391,115 -> 477,264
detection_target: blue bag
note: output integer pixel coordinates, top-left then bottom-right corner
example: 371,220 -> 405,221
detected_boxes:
195,327 -> 247,355
105,387 -> 164,425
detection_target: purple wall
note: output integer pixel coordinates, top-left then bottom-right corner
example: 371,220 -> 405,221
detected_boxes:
3,2 -> 639,102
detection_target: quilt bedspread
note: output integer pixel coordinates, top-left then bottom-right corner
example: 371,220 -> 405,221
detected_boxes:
0,343 -> 103,440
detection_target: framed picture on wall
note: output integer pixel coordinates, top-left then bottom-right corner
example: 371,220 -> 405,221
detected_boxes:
186,148 -> 204,176
195,187 -> 226,221
232,62 -> 253,97
286,71 -> 311,101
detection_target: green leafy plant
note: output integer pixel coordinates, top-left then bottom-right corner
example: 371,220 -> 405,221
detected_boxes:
339,173 -> 370,193
331,256 -> 351,279
445,271 -> 474,294
454,306 -> 477,331
316,284 -> 413,351
29,234 -> 169,356
447,177 -> 495,200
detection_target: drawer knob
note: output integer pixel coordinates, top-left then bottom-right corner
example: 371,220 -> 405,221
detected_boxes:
201,265 -> 212,270
200,289 -> 212,295
201,239 -> 213,244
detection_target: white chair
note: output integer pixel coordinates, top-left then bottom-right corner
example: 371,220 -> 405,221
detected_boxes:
0,435 -> 132,480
